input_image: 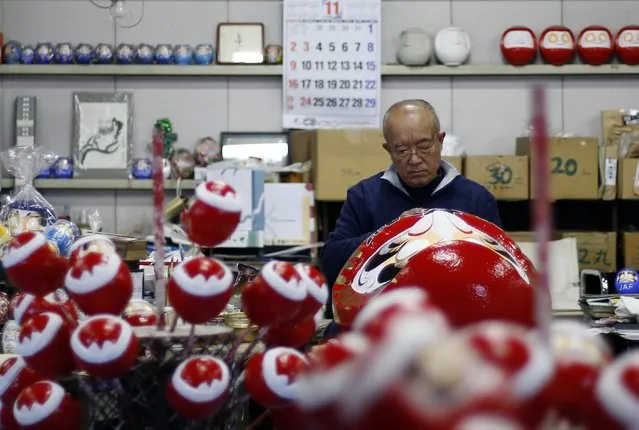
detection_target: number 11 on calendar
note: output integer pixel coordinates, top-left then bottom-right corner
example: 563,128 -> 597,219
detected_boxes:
282,0 -> 382,129
324,1 -> 340,17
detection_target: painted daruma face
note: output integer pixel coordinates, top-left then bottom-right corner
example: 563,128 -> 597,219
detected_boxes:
332,209 -> 537,329
616,26 -> 639,65
578,26 -> 614,65
540,26 -> 575,65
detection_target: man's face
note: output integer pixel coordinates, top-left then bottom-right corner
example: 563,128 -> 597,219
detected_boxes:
384,112 -> 444,188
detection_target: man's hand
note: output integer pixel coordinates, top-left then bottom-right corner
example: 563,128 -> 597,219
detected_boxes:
399,208 -> 427,218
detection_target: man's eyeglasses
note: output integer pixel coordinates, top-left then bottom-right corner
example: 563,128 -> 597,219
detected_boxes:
392,141 -> 439,160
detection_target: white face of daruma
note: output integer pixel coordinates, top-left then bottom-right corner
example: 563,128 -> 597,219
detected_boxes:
503,30 -> 535,49
580,30 -> 612,48
541,30 -> 573,50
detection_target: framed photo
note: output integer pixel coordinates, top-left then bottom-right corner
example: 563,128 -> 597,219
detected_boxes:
220,132 -> 290,167
73,92 -> 133,178
216,23 -> 265,64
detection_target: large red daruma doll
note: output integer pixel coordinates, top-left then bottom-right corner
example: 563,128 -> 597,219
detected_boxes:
332,209 -> 539,329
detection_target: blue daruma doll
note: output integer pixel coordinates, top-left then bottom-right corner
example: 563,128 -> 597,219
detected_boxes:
616,268 -> 639,295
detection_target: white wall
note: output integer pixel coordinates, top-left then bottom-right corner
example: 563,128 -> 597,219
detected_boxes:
1,0 -> 639,233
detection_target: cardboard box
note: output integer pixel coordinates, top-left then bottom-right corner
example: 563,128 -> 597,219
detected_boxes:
464,155 -> 528,200
443,156 -> 463,174
562,231 -> 617,273
264,183 -> 314,246
601,109 -> 639,148
516,137 -> 599,200
602,110 -> 625,147
506,231 -> 563,243
618,158 -> 639,199
622,232 -> 639,269
290,130 -> 389,201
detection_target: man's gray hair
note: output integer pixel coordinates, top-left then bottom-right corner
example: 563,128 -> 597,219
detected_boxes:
382,99 -> 441,142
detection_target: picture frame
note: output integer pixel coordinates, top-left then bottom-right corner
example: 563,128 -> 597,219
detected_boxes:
220,132 -> 290,167
73,92 -> 133,178
216,23 -> 265,65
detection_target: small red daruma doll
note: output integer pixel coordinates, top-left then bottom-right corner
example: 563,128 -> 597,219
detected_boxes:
65,251 -> 133,316
166,356 -> 231,420
70,315 -> 139,379
242,261 -> 307,328
13,381 -> 81,430
167,257 -> 234,324
577,26 -> 614,65
539,26 -> 576,65
2,232 -> 68,296
501,26 -> 537,66
244,347 -> 308,408
181,180 -> 242,247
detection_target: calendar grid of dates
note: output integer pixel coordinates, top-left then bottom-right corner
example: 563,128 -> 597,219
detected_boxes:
283,0 -> 381,128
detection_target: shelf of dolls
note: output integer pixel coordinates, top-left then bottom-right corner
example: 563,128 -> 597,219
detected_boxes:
1,64 -> 638,77
0,64 -> 282,76
2,178 -> 200,190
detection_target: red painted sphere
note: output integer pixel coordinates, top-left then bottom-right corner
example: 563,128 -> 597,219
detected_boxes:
13,381 -> 81,430
70,315 -> 139,378
244,347 -> 308,408
501,26 -> 537,66
166,356 -> 230,420
65,252 -> 133,316
591,350 -> 639,430
167,257 -> 234,324
16,312 -> 75,378
332,209 -> 537,328
539,26 -> 576,66
616,26 -> 639,65
181,181 -> 242,247
3,232 -> 68,296
577,26 -> 614,65
242,261 -> 306,327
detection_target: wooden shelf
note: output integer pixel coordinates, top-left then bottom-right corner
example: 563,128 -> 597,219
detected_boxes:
382,64 -> 639,76
0,64 -> 638,77
0,178 -> 199,190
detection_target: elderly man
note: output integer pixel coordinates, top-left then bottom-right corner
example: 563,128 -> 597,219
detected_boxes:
321,99 -> 501,300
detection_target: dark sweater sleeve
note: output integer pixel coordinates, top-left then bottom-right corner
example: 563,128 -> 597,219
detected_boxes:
476,191 -> 502,228
320,186 -> 373,288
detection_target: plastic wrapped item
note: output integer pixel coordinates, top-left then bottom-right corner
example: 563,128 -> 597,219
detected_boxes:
620,129 -> 639,158
441,134 -> 465,156
44,219 -> 81,256
0,146 -> 58,236
520,124 -> 576,139
88,209 -> 103,233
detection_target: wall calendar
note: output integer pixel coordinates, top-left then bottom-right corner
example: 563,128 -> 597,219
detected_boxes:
283,0 -> 382,129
